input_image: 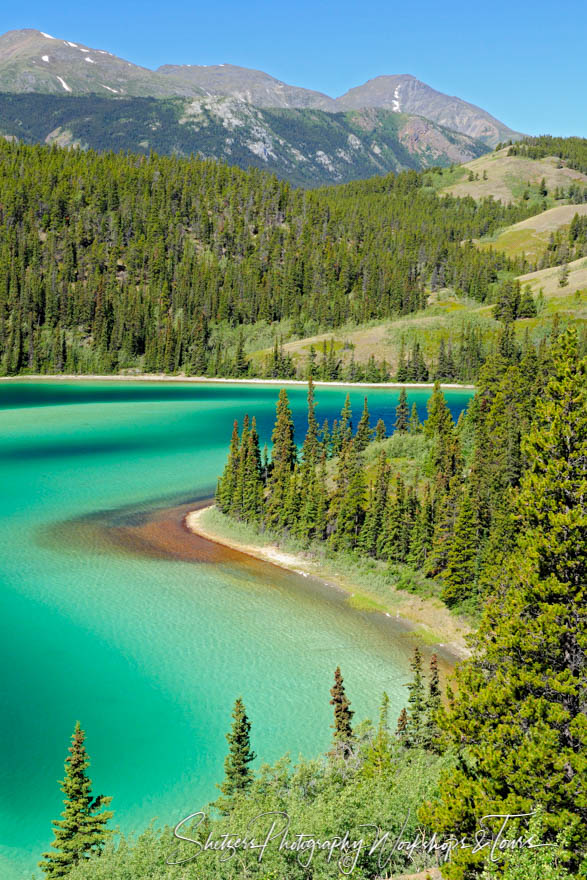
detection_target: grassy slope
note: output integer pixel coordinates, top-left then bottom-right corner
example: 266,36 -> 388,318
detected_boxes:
476,203 -> 587,261
425,146 -> 587,204
249,281 -> 585,375
518,257 -> 587,299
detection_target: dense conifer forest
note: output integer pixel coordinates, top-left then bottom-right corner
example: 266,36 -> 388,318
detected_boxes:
0,139 -> 540,378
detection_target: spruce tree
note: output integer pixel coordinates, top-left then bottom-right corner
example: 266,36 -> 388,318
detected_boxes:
408,402 -> 422,434
422,654 -> 442,752
359,449 -> 389,556
441,489 -> 479,606
396,707 -> 409,744
330,666 -> 354,751
216,419 -> 240,512
404,647 -> 426,748
355,397 -> 373,451
218,698 -> 256,807
330,440 -> 366,550
362,693 -> 393,777
423,330 -> 587,878
265,390 -> 296,528
375,418 -> 387,442
40,722 -> 113,878
394,388 -> 409,433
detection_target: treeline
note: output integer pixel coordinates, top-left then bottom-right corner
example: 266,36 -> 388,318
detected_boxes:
504,134 -> 587,175
0,139 -> 536,376
217,323 -> 560,609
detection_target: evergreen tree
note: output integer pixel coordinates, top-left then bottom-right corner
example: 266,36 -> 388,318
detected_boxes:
404,647 -> 426,748
396,707 -> 409,744
408,402 -> 422,434
218,698 -> 256,809
40,722 -> 113,878
355,397 -> 373,451
330,439 -> 366,550
330,667 -> 354,752
359,449 -> 390,556
423,330 -> 587,878
216,419 -> 240,512
375,418 -> 387,442
422,654 -> 442,752
265,390 -> 296,528
362,693 -> 393,777
441,489 -> 479,606
301,377 -> 319,464
394,388 -> 409,433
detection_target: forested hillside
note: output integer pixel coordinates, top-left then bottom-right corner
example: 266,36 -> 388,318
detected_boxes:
0,93 -> 489,186
0,140 -> 538,377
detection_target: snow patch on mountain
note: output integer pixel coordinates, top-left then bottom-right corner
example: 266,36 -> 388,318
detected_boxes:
56,76 -> 72,92
392,85 -> 401,112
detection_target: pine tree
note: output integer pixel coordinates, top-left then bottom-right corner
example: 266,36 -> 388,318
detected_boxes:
441,489 -> 479,606
375,418 -> 386,442
396,707 -> 409,744
216,419 -> 240,512
359,449 -> 389,556
301,377 -> 319,464
422,654 -> 442,752
330,439 -> 366,549
408,403 -> 422,434
265,390 -> 296,528
242,417 -> 264,522
330,667 -> 354,752
423,330 -> 587,878
362,693 -> 393,777
404,647 -> 426,748
217,698 -> 256,809
394,388 -> 409,433
40,722 -> 113,877
355,397 -> 373,451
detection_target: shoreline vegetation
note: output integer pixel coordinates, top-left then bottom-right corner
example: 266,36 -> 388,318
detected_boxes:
0,373 -> 475,389
186,504 -> 473,659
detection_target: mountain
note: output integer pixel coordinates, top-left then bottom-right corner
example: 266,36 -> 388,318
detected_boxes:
0,93 -> 488,186
157,63 -> 336,110
334,75 -> 518,146
0,29 -> 199,98
0,29 -> 521,148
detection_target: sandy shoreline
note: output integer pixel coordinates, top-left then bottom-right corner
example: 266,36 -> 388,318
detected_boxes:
0,373 -> 475,390
186,506 -> 472,659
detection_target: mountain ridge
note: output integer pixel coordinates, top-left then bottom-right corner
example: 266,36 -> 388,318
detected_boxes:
0,28 -> 521,146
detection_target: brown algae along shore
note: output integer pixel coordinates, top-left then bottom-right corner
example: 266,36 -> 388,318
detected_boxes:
186,505 -> 472,660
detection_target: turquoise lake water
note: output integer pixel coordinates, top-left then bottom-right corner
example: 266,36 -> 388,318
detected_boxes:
0,380 -> 473,878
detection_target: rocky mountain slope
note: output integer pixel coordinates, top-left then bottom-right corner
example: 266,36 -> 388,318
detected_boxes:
0,93 -> 488,186
0,29 -> 521,146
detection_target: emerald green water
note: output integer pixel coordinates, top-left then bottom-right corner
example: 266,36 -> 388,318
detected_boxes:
0,381 -> 473,878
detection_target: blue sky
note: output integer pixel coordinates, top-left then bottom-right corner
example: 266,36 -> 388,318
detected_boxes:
4,0 -> 586,136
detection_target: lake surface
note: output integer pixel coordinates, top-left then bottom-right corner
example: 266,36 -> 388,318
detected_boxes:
0,380 -> 473,878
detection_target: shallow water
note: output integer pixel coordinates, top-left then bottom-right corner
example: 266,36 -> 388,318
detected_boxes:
0,380 -> 473,878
